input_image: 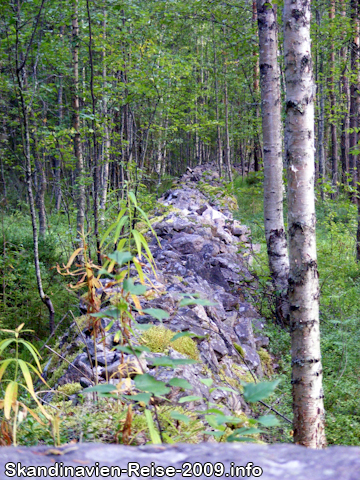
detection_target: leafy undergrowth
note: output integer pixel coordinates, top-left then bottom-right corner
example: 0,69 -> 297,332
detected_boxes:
234,173 -> 360,446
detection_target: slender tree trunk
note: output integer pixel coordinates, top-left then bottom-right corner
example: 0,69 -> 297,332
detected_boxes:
15,0 -> 55,333
72,0 -> 85,255
86,0 -> 101,265
329,0 -> 338,198
284,0 -> 326,449
349,0 -> 359,203
223,26 -> 233,183
353,0 -> 360,258
55,25 -> 64,212
257,0 -> 289,325
316,14 -> 325,201
318,81 -> 326,200
33,139 -> 47,237
340,0 -> 349,186
212,18 -> 222,176
100,8 -> 110,224
252,0 -> 262,172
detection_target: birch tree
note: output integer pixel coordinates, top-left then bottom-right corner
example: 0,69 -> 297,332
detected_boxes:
283,0 -> 326,448
256,0 -> 289,324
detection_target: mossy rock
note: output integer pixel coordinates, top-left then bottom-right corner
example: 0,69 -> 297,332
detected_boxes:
53,382 -> 82,401
258,348 -> 274,377
140,326 -> 199,360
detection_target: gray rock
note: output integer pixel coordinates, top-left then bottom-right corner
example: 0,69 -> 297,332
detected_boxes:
2,443 -> 360,479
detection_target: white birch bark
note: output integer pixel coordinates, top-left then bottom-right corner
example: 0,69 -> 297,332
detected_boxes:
257,0 -> 289,324
283,0 -> 326,448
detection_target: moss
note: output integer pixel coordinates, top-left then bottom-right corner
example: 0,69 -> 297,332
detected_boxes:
219,361 -> 254,391
171,335 -> 199,361
258,348 -> 274,377
197,183 -> 238,212
234,343 -> 245,357
140,326 -> 199,360
17,401 -> 205,446
57,382 -> 82,396
49,352 -> 79,386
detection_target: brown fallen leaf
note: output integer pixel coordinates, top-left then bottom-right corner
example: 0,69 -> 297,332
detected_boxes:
44,446 -> 78,456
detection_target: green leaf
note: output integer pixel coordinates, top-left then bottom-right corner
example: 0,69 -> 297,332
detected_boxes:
200,378 -> 213,387
204,430 -> 225,438
114,345 -> 151,355
170,411 -> 191,424
124,393 -> 151,404
145,409 -> 161,444
196,408 -> 224,415
226,435 -> 259,443
133,322 -> 152,331
0,359 -> 14,382
83,384 -> 117,394
205,415 -> 226,430
113,216 -> 129,244
107,251 -> 133,266
148,357 -> 197,367
213,414 -> 243,426
256,415 -> 279,427
242,379 -> 280,403
171,331 -> 204,341
134,373 -> 170,396
232,426 -> 263,435
179,298 -> 216,307
178,395 -> 203,403
0,339 -> 15,355
168,378 -> 193,389
128,191 -> 138,206
218,386 -> 237,393
91,307 -> 119,319
142,308 -> 169,321
123,278 -> 147,295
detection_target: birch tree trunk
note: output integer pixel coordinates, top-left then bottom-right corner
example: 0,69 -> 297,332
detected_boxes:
283,0 -> 326,448
256,0 -> 289,324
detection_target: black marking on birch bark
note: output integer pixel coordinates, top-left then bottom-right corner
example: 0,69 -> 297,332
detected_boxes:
292,357 -> 320,366
291,9 -> 304,21
286,100 -> 304,114
260,63 -> 274,74
300,55 -> 310,73
290,319 -> 317,332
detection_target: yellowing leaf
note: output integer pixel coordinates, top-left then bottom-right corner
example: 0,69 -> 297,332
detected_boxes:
131,294 -> 142,313
0,359 -> 14,382
4,382 -> 18,419
65,248 -> 83,269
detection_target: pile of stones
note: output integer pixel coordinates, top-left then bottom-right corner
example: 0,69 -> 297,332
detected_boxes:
43,165 -> 270,416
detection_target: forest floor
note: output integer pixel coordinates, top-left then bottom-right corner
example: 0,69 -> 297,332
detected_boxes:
233,172 -> 360,446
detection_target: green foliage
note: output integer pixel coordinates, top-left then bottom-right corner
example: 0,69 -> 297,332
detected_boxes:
235,177 -> 360,446
0,213 -> 77,338
0,324 -> 55,445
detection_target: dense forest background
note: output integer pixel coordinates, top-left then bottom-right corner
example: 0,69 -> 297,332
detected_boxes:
0,0 -> 360,448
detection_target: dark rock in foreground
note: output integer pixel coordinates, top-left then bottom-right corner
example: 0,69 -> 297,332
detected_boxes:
1,443 -> 359,479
